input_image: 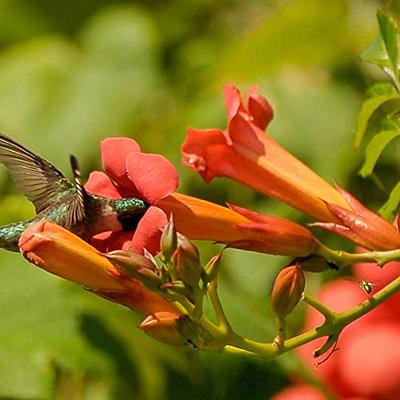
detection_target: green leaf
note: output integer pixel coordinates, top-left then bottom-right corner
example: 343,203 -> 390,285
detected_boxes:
359,129 -> 400,177
377,10 -> 399,76
362,34 -> 391,68
353,94 -> 400,148
366,82 -> 396,97
379,181 -> 400,220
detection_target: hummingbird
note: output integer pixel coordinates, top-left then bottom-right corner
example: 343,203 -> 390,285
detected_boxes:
0,134 -> 148,252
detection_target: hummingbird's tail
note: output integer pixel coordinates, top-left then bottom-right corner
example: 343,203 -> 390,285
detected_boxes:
0,220 -> 31,252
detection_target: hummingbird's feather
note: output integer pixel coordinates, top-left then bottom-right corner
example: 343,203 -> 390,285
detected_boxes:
0,134 -> 73,213
67,155 -> 87,227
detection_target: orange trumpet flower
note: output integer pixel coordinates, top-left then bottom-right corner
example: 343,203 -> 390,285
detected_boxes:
182,84 -> 349,222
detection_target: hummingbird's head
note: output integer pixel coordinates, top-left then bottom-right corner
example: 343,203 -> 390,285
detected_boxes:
111,197 -> 149,231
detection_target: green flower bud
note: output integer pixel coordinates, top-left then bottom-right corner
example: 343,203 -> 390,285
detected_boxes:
203,252 -> 223,283
105,250 -> 156,274
172,235 -> 201,288
105,250 -> 161,289
161,216 -> 178,261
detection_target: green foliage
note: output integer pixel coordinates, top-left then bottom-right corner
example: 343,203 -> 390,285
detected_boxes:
353,94 -> 400,149
379,181 -> 400,220
359,129 -> 400,177
355,7 -> 400,220
377,10 -> 399,75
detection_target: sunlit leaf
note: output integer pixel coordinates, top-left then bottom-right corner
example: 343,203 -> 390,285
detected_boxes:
362,34 -> 391,68
377,10 -> 399,75
359,130 -> 400,177
366,82 -> 396,97
379,181 -> 400,220
353,94 -> 400,148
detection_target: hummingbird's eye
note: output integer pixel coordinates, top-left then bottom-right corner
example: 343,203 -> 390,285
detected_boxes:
118,211 -> 146,231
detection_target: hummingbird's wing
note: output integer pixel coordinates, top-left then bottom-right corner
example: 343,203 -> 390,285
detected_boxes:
67,155 -> 87,227
0,135 -> 85,227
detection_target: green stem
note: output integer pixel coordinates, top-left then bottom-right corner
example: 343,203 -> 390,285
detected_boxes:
201,275 -> 400,358
208,279 -> 233,334
317,243 -> 400,268
283,275 -> 400,353
302,293 -> 336,321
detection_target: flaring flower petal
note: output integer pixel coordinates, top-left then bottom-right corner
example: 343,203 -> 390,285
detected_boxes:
183,85 -> 351,222
126,152 -> 179,204
224,84 -> 244,121
247,85 -> 274,130
101,137 -> 141,189
131,206 -> 168,255
182,128 -> 232,182
85,171 -> 122,199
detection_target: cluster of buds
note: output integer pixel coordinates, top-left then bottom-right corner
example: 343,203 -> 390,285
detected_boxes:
105,217 -> 221,347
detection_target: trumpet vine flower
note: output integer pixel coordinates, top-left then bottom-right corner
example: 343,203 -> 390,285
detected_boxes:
182,84 -> 350,222
19,220 -> 180,316
85,137 -> 320,257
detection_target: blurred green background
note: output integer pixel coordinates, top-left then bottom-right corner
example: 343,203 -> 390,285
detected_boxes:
0,0 -> 392,399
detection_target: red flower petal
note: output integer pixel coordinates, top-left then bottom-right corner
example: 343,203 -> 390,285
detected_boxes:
247,85 -> 274,130
126,152 -> 179,204
339,322 -> 400,399
182,128 -> 231,182
131,206 -> 168,255
101,137 -> 141,189
85,171 -> 122,199
224,84 -> 244,121
228,113 -> 265,156
272,384 -> 325,400
91,230 -> 135,252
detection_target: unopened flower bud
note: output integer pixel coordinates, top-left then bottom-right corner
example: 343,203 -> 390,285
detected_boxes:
105,250 -> 161,289
172,235 -> 201,288
161,216 -> 178,261
203,252 -> 223,283
139,312 -> 186,345
271,263 -> 305,317
105,250 -> 156,276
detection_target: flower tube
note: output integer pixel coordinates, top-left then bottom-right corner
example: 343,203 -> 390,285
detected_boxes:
19,220 -> 180,315
85,137 -> 320,257
182,84 -> 350,222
